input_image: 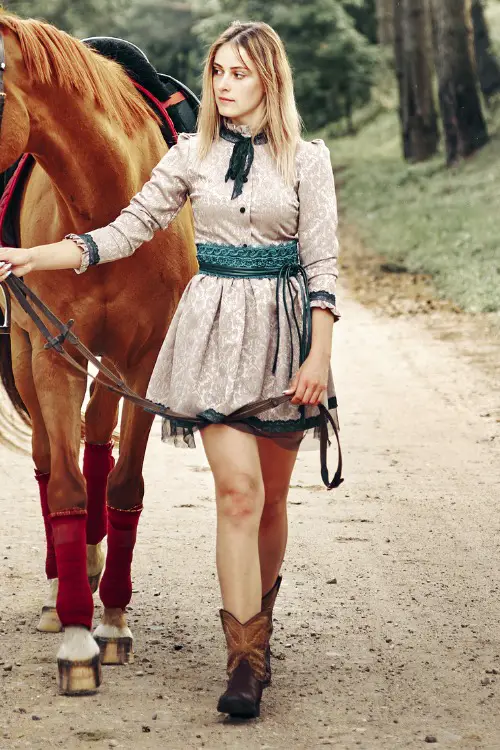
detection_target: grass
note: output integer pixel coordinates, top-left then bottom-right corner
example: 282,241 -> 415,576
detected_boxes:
322,3 -> 500,314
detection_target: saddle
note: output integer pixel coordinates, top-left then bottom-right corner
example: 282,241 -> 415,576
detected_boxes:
0,36 -> 200,250
83,37 -> 199,141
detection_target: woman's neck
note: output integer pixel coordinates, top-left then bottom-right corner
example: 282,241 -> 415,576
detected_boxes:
226,103 -> 266,136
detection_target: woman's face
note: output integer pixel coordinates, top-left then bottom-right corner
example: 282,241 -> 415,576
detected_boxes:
212,43 -> 265,127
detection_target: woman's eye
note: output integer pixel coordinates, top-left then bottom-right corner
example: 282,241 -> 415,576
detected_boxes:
213,68 -> 245,79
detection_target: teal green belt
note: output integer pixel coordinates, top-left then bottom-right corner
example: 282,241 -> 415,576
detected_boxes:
196,242 -> 311,377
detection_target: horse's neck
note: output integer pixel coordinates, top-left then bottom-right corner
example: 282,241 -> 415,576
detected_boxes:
26,93 -> 165,233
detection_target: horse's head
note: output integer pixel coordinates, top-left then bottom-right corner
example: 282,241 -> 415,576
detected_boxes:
0,11 -> 161,173
0,21 -> 31,171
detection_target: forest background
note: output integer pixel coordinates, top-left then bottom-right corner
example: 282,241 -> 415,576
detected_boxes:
5,0 -> 500,315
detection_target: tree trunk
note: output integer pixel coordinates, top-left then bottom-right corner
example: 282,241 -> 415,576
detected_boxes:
471,0 -> 500,98
376,0 -> 394,45
431,0 -> 489,164
398,0 -> 439,161
393,0 -> 413,159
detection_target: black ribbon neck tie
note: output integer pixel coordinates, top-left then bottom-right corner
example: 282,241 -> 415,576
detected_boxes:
220,124 -> 267,200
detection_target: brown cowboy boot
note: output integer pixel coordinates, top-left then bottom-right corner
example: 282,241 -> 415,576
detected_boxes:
261,575 -> 282,686
217,608 -> 271,719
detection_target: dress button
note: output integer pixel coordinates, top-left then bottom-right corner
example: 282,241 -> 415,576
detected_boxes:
240,207 -> 246,214
243,243 -> 248,247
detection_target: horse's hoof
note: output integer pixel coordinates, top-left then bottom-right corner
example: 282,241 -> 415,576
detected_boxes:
58,654 -> 102,695
94,635 -> 134,665
37,606 -> 63,633
94,610 -> 134,666
57,625 -> 101,695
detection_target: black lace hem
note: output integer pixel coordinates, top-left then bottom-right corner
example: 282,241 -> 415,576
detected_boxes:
79,233 -> 100,266
310,290 -> 337,307
160,396 -> 339,449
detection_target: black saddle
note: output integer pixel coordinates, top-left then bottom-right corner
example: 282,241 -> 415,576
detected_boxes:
83,36 -> 199,137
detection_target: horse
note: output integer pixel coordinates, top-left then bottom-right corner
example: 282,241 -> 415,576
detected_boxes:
0,11 -> 197,695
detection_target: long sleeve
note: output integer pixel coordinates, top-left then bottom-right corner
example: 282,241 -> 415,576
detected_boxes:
68,132 -> 193,274
297,139 -> 340,320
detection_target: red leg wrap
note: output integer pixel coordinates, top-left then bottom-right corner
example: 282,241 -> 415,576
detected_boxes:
99,505 -> 143,610
83,441 -> 115,546
50,511 -> 94,630
35,470 -> 57,580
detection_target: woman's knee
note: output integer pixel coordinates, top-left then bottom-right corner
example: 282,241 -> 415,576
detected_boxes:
261,486 -> 288,527
216,473 -> 265,526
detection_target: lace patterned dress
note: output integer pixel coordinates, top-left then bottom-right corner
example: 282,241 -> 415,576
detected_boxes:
68,122 -> 341,447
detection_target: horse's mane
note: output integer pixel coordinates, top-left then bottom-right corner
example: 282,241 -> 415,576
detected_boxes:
0,11 -> 156,136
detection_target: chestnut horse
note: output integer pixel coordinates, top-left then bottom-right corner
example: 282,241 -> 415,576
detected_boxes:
0,12 -> 197,694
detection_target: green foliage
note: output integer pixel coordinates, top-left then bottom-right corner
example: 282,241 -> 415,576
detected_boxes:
106,1 -> 204,95
5,0 -> 203,93
342,0 -> 377,43
6,0 -> 378,130
322,0 -> 500,314
329,106 -> 500,313
195,0 -> 377,129
5,0 -> 128,38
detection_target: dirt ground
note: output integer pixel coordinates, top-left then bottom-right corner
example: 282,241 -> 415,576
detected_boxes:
1,232 -> 500,750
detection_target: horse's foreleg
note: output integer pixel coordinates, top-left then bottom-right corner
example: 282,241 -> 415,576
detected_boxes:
8,326 -> 61,631
93,362 -> 155,666
33,348 -> 100,694
84,376 -> 120,592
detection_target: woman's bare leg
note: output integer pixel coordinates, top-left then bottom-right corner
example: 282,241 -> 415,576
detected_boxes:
201,425 -> 265,623
257,435 -> 302,595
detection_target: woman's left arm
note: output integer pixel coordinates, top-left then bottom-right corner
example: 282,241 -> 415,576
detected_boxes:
286,139 -> 340,406
286,308 -> 334,405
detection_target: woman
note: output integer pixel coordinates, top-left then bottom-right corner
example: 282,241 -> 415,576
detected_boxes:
0,21 -> 340,718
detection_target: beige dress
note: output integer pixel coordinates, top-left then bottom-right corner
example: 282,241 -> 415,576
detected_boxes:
69,122 -> 341,447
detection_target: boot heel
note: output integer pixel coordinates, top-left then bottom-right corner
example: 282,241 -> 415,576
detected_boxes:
217,693 -> 260,718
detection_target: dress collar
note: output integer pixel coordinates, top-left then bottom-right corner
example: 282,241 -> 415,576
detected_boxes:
220,119 -> 268,145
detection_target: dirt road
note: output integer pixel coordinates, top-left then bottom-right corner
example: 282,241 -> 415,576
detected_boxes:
1,281 -> 500,750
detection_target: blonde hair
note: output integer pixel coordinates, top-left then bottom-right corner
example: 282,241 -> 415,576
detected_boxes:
197,21 -> 302,185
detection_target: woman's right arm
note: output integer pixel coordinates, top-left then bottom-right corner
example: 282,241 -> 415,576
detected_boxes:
0,132 -> 193,280
0,239 -> 83,280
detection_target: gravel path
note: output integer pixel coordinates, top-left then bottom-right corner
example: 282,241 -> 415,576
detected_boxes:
1,284 -> 499,750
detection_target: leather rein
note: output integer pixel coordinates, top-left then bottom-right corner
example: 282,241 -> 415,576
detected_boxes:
2,273 -> 343,490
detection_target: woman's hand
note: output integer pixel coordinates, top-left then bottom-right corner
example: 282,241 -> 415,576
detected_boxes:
284,350 -> 330,406
0,248 -> 36,282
